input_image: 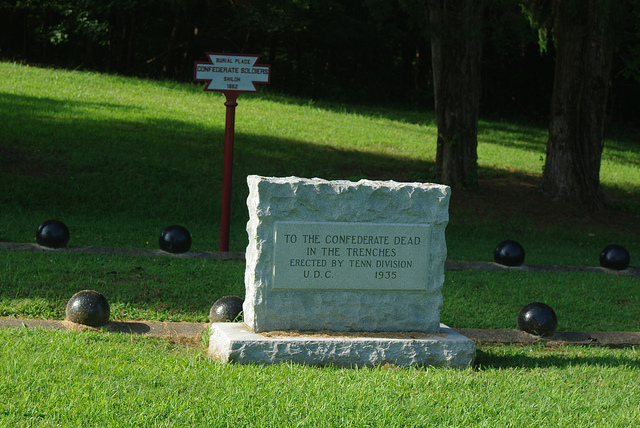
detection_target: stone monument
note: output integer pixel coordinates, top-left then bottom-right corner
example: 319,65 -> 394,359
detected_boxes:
209,175 -> 476,367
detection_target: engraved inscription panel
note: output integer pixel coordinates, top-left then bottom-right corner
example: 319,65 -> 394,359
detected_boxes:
273,222 -> 431,291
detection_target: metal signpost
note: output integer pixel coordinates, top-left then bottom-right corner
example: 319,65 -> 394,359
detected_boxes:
194,52 -> 271,251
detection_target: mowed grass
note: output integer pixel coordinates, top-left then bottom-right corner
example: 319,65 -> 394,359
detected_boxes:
1,62 -> 639,328
1,328 -> 639,427
2,62 -> 640,427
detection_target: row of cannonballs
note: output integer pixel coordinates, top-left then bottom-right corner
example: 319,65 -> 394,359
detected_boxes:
39,220 -> 632,270
66,290 -> 244,327
67,286 -> 556,339
36,220 -> 193,253
494,239 -> 632,271
67,287 -> 557,338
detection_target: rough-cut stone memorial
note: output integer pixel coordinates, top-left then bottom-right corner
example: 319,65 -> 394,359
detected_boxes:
209,175 -> 476,367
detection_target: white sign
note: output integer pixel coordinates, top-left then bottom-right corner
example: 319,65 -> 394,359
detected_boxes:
273,222 -> 431,291
194,52 -> 271,93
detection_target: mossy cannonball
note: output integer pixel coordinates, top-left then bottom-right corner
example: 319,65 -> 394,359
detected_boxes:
494,240 -> 525,267
36,219 -> 70,248
210,296 -> 244,322
517,302 -> 557,337
599,244 -> 630,271
65,290 -> 110,327
159,225 -> 192,253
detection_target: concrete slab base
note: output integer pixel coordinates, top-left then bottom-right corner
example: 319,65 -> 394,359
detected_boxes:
209,323 -> 476,368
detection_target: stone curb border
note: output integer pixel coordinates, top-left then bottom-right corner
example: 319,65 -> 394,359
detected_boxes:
455,328 -> 640,348
445,260 -> 640,277
1,242 -> 638,276
0,242 -> 246,261
1,318 -> 639,349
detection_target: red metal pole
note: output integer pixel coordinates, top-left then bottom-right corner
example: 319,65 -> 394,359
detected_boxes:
219,92 -> 239,252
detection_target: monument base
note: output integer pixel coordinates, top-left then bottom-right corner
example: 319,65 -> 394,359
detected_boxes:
209,323 -> 476,368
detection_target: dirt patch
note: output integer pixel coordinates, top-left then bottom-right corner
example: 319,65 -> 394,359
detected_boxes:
259,330 -> 443,339
61,319 -> 100,332
61,318 -> 207,349
164,334 -> 205,349
449,174 -> 639,238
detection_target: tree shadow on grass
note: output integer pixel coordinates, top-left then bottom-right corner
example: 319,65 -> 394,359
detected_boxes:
474,345 -> 640,370
0,91 -> 437,231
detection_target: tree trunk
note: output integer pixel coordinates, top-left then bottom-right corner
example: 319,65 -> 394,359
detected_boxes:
428,0 -> 484,189
540,0 -> 616,210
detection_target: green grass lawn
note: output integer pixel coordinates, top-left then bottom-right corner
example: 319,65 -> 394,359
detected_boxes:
1,328 -> 639,427
1,62 -> 640,426
1,61 -> 638,327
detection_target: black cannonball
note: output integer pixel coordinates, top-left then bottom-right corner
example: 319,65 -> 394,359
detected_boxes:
66,290 -> 110,327
159,225 -> 192,253
494,240 -> 525,267
599,244 -> 630,271
36,219 -> 70,248
517,302 -> 557,337
210,296 -> 244,322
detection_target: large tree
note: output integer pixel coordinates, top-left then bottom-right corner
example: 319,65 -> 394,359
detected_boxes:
428,0 -> 485,189
527,0 -> 628,210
